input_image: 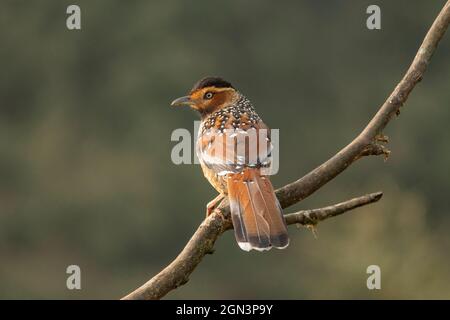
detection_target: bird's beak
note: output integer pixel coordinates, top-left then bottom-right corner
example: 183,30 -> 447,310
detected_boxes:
171,96 -> 192,107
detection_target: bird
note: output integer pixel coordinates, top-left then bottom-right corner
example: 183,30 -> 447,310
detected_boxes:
171,76 -> 289,252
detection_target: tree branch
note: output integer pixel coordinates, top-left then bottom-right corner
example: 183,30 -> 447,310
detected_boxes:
122,192 -> 382,300
122,1 -> 450,300
284,191 -> 383,226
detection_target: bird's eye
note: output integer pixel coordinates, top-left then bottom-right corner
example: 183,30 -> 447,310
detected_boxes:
204,92 -> 214,99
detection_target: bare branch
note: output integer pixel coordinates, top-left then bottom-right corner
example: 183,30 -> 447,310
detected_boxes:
276,1 -> 450,208
122,192 -> 382,300
284,192 -> 383,226
122,1 -> 450,300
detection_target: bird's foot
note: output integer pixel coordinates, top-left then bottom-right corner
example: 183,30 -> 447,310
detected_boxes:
206,194 -> 225,217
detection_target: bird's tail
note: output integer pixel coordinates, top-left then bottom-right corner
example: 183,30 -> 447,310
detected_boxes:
227,169 -> 289,251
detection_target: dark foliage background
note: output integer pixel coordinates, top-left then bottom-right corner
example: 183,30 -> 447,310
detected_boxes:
0,0 -> 449,299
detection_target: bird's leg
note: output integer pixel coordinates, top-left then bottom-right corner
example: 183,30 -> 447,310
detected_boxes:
206,194 -> 225,217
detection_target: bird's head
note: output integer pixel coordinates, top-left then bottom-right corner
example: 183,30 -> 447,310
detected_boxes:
171,77 -> 238,117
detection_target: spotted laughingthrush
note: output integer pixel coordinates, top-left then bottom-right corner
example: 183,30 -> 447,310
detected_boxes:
171,77 -> 289,251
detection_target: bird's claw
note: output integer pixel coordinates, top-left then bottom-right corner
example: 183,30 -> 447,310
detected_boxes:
206,194 -> 225,217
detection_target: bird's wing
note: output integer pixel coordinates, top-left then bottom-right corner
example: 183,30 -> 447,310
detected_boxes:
196,120 -> 273,176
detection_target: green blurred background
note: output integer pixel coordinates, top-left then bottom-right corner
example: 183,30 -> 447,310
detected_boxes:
1,0 -> 449,299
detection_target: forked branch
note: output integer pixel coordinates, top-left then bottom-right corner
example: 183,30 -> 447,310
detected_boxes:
122,1 -> 450,300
